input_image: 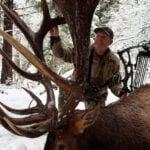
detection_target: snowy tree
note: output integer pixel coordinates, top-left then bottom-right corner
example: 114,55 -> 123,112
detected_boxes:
1,0 -> 13,84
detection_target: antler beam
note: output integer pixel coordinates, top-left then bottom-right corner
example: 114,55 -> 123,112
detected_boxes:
0,0 -> 84,138
54,0 -> 99,83
0,0 -> 100,139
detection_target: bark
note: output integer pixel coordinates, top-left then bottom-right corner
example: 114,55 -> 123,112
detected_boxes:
1,0 -> 13,84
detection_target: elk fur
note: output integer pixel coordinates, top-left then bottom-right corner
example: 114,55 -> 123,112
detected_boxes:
45,84 -> 150,150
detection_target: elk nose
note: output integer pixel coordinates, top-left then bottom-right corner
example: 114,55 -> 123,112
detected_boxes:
58,144 -> 65,150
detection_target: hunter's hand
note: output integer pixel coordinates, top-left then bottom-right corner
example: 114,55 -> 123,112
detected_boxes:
50,26 -> 59,37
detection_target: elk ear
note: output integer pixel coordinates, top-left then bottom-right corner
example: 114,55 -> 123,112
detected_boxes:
44,132 -> 56,150
70,107 -> 99,135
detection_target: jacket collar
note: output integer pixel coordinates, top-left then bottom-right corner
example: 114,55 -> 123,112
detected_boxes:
91,47 -> 111,58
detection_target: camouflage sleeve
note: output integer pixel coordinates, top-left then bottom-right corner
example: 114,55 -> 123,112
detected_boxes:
108,57 -> 123,97
109,78 -> 123,97
51,36 -> 75,63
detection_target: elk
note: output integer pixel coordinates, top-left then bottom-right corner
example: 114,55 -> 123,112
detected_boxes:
0,0 -> 150,150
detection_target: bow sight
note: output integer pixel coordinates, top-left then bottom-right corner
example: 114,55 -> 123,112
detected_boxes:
118,41 -> 150,92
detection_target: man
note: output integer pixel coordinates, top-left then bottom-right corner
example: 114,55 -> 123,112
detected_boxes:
50,26 -> 123,108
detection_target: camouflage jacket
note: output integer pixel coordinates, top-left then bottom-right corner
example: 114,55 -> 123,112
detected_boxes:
51,37 -> 122,104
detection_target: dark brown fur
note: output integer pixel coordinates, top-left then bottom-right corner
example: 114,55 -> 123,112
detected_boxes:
45,85 -> 150,150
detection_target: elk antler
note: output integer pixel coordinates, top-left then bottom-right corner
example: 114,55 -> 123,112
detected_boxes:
0,0 -> 66,60
0,0 -> 100,139
0,100 -> 58,138
0,0 -> 83,138
0,78 -> 59,136
54,0 -> 99,83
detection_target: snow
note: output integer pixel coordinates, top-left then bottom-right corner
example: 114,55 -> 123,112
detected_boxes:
0,87 -> 45,150
0,130 -> 46,150
108,0 -> 150,51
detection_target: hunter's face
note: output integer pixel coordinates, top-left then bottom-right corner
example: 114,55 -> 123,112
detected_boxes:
94,32 -> 112,55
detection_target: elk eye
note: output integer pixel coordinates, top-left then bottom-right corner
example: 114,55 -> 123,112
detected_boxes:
58,144 -> 65,150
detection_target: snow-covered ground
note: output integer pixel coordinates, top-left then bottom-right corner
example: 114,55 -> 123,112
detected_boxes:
0,86 -> 47,150
0,84 -> 118,150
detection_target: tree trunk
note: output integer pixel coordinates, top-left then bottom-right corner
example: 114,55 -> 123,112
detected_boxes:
1,0 -> 13,84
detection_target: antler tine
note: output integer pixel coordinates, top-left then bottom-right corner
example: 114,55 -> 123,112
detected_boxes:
0,106 -> 52,126
41,80 -> 56,107
36,0 -> 66,61
0,118 -> 18,135
0,103 -> 58,138
38,0 -> 51,36
38,0 -> 66,36
3,117 -> 59,138
3,117 -> 47,138
0,48 -> 42,81
55,93 -> 81,128
0,3 -> 37,53
22,86 -> 56,113
0,83 -> 55,116
0,101 -> 43,115
22,88 -> 44,107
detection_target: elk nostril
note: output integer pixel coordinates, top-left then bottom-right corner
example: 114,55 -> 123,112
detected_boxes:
58,144 -> 65,150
